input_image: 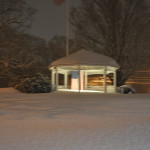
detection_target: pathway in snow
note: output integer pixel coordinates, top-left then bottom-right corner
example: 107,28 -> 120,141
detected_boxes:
0,88 -> 150,150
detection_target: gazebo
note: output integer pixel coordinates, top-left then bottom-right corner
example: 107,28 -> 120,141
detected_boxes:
49,50 -> 119,93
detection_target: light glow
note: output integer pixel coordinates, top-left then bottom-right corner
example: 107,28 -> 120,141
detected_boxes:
71,79 -> 79,90
58,89 -> 103,93
71,70 -> 84,90
80,70 -> 84,90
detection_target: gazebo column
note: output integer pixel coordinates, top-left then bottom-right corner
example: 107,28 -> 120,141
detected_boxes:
104,66 -> 107,93
78,66 -> 81,92
113,71 -> 117,92
51,68 -> 55,90
84,71 -> 87,90
64,71 -> 68,89
55,67 -> 58,90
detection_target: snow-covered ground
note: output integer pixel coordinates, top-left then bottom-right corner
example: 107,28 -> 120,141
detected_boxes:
0,88 -> 150,150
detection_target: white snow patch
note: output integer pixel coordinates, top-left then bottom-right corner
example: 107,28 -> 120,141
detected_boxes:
0,88 -> 150,150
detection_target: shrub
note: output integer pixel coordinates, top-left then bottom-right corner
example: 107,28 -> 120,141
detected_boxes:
9,73 -> 51,93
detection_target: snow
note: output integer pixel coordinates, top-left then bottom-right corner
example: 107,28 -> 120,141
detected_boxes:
50,49 -> 119,68
0,88 -> 150,150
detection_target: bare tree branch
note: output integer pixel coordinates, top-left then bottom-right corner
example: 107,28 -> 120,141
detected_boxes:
71,0 -> 150,86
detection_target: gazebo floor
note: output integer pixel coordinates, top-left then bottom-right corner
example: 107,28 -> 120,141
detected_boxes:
57,89 -> 105,93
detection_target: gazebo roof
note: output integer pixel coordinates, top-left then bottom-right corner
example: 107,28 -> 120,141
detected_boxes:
50,50 -> 119,68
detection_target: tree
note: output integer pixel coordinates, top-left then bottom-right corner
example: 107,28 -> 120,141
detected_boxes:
0,0 -> 36,63
0,0 -> 43,78
0,0 -> 35,32
48,35 -> 82,61
70,0 -> 150,86
0,28 -> 50,78
0,0 -> 36,77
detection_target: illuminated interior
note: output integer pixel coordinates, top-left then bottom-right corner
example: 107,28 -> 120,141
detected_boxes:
50,65 -> 117,93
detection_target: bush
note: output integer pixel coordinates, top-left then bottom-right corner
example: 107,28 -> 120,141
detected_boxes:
9,73 -> 51,93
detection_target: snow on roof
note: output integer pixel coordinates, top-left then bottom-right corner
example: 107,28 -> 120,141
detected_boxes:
50,50 -> 119,68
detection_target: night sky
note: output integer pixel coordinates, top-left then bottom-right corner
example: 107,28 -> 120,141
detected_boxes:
26,0 -> 81,41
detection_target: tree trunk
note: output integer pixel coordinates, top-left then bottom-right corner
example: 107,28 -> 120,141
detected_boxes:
117,70 -> 127,86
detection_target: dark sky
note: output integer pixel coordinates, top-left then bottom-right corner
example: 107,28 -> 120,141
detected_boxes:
26,0 -> 81,41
